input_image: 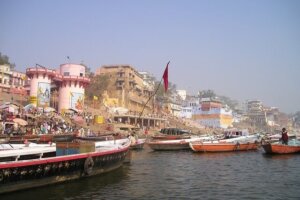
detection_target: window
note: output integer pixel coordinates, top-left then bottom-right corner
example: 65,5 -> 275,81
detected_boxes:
64,72 -> 70,76
80,73 -> 83,77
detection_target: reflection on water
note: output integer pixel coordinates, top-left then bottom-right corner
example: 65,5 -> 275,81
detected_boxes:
262,153 -> 300,160
2,146 -> 300,200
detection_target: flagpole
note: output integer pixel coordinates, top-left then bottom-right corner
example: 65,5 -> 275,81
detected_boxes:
137,61 -> 170,123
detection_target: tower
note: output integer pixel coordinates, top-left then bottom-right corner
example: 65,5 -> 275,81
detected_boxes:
26,63 -> 90,113
57,64 -> 90,112
26,66 -> 56,107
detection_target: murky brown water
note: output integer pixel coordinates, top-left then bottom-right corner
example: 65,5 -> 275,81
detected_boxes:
2,146 -> 300,200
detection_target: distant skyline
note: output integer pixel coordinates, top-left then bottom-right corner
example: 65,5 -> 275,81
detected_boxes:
0,0 -> 299,113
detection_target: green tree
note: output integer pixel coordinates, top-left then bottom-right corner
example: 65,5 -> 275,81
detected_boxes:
0,52 -> 15,70
85,74 -> 109,100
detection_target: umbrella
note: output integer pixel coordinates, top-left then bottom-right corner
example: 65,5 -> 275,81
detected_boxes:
25,113 -> 36,119
13,118 -> 28,126
23,103 -> 36,111
44,107 -> 56,112
68,108 -> 79,113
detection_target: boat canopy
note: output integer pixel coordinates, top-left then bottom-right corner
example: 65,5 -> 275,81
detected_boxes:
160,128 -> 190,135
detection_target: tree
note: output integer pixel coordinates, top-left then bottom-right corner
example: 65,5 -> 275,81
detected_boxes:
198,89 -> 216,99
198,89 -> 239,111
218,95 -> 239,111
155,81 -> 177,103
85,74 -> 109,100
80,62 -> 94,78
0,52 -> 15,70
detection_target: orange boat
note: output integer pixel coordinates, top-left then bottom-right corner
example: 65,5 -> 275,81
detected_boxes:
189,141 -> 259,152
262,142 -> 300,154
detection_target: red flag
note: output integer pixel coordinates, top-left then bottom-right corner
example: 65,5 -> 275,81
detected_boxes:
163,62 -> 169,92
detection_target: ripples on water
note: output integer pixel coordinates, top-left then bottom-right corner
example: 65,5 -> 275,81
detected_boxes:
2,147 -> 300,200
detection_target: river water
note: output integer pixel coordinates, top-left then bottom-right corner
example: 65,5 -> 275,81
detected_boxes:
2,146 -> 300,200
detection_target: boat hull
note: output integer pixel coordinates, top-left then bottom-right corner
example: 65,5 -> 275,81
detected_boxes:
151,135 -> 190,140
262,143 -> 300,154
147,141 -> 190,151
190,142 -> 259,152
130,139 -> 146,150
0,146 -> 129,194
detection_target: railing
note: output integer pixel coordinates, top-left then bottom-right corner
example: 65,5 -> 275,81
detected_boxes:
26,68 -> 90,83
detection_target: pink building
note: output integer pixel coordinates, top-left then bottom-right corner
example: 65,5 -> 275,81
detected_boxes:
26,64 -> 90,113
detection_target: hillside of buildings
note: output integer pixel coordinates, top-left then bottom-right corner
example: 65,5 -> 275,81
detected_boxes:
1,54 -> 299,134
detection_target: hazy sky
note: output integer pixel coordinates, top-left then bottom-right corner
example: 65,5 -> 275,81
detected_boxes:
0,0 -> 299,113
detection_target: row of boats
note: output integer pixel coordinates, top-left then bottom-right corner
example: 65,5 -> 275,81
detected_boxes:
145,128 -> 300,154
0,127 -> 299,195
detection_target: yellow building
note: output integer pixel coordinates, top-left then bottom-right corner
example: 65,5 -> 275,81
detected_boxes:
0,64 -> 27,95
96,65 -> 154,114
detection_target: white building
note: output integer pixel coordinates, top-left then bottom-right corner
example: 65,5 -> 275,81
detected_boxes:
179,106 -> 193,119
193,98 -> 233,129
168,102 -> 182,117
176,90 -> 187,101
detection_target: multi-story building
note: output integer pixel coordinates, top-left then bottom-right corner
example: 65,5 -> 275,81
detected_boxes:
0,64 -> 27,95
96,65 -> 154,114
168,101 -> 182,117
246,100 -> 267,127
192,98 -> 233,128
176,90 -> 187,101
180,106 -> 193,119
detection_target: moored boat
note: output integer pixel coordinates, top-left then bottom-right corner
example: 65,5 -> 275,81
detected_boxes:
151,128 -> 191,140
189,135 -> 261,152
147,137 -> 210,151
130,138 -> 146,150
262,139 -> 300,154
39,134 -> 76,143
0,138 -> 130,194
189,141 -> 259,152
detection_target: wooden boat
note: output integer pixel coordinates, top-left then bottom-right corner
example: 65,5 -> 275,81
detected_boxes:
151,128 -> 191,140
189,141 -> 259,152
76,133 -> 124,142
151,135 -> 191,140
130,138 -> 146,150
147,137 -> 210,151
262,140 -> 300,154
0,138 -> 131,194
189,135 -> 261,152
8,135 -> 40,143
39,134 -> 76,143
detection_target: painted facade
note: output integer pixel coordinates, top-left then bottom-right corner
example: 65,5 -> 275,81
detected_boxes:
26,64 -> 89,112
